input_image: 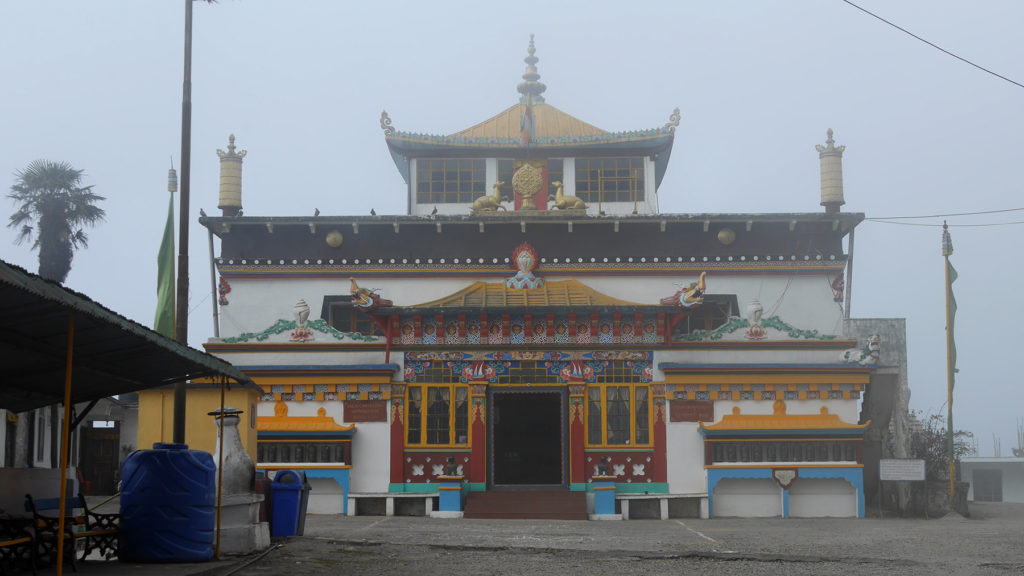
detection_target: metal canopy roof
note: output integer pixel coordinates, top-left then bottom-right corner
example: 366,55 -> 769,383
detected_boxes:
0,259 -> 256,414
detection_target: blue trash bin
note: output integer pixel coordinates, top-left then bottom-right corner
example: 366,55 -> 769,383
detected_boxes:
270,470 -> 304,537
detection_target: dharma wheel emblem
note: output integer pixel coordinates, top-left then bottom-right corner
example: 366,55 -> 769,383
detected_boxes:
511,163 -> 543,210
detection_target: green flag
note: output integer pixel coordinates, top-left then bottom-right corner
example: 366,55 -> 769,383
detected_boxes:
947,259 -> 957,392
155,193 -> 175,338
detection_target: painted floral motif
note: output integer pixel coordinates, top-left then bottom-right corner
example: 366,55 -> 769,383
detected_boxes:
487,322 -> 504,344
554,320 -> 569,344
531,322 -> 548,344
422,319 -> 437,344
444,320 -> 460,344
575,322 -> 591,344
221,318 -> 376,344
466,319 -> 481,344
400,321 -> 415,344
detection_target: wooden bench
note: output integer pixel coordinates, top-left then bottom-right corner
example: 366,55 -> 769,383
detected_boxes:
24,493 -> 119,565
0,518 -> 35,575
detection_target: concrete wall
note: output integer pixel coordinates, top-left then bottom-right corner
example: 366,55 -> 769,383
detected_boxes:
963,459 -> 1024,503
846,318 -> 909,511
789,478 -> 857,517
713,478 -> 781,517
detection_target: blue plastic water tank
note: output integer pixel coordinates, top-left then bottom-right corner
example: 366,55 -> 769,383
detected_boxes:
119,442 -> 216,562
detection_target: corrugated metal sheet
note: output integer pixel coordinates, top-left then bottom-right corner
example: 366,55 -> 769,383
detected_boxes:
0,259 -> 256,413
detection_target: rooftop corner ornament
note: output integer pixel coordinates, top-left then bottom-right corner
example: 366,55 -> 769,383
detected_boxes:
350,278 -> 393,310
659,272 -> 706,308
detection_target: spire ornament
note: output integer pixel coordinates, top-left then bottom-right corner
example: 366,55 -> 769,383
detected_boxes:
516,34 -> 546,104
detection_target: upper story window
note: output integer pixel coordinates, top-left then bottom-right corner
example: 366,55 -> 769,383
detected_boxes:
575,157 -> 644,203
672,296 -> 736,338
415,159 -> 486,204
324,296 -> 383,337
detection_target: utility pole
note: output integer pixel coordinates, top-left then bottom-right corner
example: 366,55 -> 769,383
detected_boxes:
173,0 -> 194,445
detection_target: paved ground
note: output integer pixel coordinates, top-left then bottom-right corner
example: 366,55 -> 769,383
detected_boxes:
40,502 -> 1024,575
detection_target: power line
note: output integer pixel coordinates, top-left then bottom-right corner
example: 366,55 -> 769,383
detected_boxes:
866,219 -> 1024,228
840,0 -> 1024,91
869,207 -> 1024,220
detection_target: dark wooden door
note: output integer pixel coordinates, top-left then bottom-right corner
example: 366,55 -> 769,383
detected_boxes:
80,424 -> 120,495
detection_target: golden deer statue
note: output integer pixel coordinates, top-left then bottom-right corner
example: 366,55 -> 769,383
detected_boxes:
548,181 -> 587,210
471,181 -> 508,212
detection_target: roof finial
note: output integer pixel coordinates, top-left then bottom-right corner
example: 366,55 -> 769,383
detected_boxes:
517,34 -> 546,104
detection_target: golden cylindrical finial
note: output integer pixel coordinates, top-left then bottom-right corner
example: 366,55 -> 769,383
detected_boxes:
217,134 -> 247,217
815,129 -> 845,213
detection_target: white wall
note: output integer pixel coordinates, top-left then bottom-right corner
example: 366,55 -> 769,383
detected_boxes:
714,478 -> 781,517
665,422 -> 706,494
963,460 -> 1024,503
788,478 -> 857,517
349,421 -> 390,492
216,271 -> 845,342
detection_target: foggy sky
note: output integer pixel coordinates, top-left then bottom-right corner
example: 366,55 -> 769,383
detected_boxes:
1,1 -> 1021,456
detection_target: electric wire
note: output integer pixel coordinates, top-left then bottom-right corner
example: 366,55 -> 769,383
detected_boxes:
840,0 -> 1024,90
868,207 -> 1024,220
865,219 -> 1024,228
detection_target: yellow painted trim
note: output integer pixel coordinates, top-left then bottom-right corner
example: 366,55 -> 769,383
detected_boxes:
700,403 -> 870,432
257,438 -> 352,443
665,373 -> 869,385
705,438 -> 862,443
438,486 -> 463,491
251,375 -> 393,385
583,383 -> 654,449
593,486 -> 617,491
403,384 -> 473,449
258,464 -> 352,470
258,404 -> 356,432
705,464 -> 863,469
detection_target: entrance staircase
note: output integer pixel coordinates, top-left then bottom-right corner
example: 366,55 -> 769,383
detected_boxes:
463,490 -> 588,520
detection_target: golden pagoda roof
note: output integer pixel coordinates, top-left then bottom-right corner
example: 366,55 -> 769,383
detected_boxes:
450,102 -> 608,141
258,403 -> 356,433
409,279 -> 647,309
699,401 -> 870,433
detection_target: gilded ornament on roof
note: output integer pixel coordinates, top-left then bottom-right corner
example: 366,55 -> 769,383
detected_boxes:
664,108 -> 681,133
511,164 -> 542,210
380,110 -> 395,136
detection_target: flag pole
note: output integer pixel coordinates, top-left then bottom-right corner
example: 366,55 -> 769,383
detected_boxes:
942,221 -> 955,504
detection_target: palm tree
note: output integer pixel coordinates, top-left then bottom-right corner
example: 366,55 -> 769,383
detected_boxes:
8,159 -> 106,282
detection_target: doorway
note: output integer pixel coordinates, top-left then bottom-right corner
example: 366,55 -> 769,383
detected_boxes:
490,389 -> 565,487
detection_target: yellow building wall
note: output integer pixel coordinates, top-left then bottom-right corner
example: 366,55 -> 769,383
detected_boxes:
136,387 -> 260,459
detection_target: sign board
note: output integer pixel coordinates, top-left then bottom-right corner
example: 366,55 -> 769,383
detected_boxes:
879,458 -> 925,481
669,400 -> 714,423
344,400 -> 388,422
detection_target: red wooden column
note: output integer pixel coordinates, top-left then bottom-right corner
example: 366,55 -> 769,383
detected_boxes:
470,383 -> 488,485
652,384 -> 668,484
389,384 -> 406,486
568,384 -> 586,486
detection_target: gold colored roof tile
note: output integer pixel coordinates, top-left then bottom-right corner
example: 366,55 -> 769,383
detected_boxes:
410,279 -> 645,309
450,103 -> 608,141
